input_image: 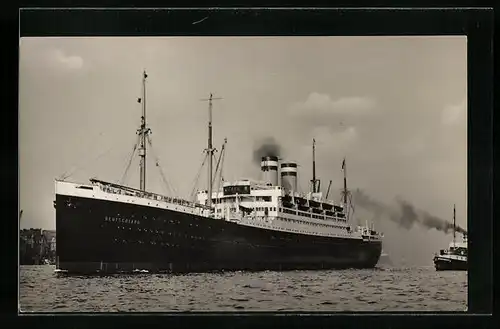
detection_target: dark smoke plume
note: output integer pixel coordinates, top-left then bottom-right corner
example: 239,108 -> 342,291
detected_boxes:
353,189 -> 467,235
253,137 -> 281,165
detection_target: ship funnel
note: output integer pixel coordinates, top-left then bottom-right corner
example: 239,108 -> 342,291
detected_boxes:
281,161 -> 298,193
261,156 -> 279,186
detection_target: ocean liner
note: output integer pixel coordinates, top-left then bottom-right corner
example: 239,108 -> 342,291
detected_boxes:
433,205 -> 467,271
54,71 -> 383,274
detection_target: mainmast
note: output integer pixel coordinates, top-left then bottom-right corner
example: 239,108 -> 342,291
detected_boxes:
137,70 -> 151,191
342,157 -> 347,204
341,157 -> 352,222
311,139 -> 319,193
201,93 -> 222,209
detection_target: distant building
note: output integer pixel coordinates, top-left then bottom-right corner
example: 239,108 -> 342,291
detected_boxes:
50,237 -> 56,252
20,228 -> 43,265
42,230 -> 56,245
20,229 -> 56,265
43,230 -> 56,263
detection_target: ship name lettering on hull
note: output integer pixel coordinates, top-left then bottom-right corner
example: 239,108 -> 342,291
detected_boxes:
104,216 -> 141,225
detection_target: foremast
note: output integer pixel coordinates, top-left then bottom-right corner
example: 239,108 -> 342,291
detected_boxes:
137,70 -> 151,191
201,93 -> 222,209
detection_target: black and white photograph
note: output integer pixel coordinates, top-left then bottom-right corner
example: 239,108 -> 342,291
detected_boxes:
19,35 -> 468,312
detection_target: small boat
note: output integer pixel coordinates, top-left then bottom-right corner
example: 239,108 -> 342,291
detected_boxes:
433,205 -> 467,271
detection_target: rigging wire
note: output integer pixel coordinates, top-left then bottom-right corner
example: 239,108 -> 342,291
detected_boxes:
337,187 -> 355,223
210,154 -> 219,201
146,134 -> 178,196
118,134 -> 140,185
153,140 -> 177,196
189,152 -> 209,201
212,140 -> 226,185
59,131 -> 106,180
347,191 -> 355,217
60,143 -> 117,181
212,152 -> 222,186
214,140 -> 227,204
212,139 -> 226,186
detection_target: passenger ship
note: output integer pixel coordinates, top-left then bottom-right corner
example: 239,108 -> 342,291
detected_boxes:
54,71 -> 383,274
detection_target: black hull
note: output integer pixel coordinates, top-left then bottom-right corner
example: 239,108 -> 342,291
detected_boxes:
55,194 -> 382,274
433,256 -> 467,271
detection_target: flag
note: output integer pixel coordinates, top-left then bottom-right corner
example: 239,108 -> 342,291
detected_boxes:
137,98 -> 141,103
143,71 -> 148,79
342,158 -> 345,170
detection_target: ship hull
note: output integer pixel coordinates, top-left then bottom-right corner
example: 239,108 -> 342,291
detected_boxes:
433,256 -> 467,271
55,194 -> 382,274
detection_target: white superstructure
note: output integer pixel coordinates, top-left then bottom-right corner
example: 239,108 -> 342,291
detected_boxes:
196,179 -> 382,240
435,234 -> 468,263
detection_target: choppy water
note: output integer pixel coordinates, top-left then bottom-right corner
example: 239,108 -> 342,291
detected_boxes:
19,265 -> 467,312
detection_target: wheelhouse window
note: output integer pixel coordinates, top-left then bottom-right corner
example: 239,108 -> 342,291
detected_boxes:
223,185 -> 250,196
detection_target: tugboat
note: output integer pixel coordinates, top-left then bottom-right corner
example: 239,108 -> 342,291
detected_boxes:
433,205 -> 467,271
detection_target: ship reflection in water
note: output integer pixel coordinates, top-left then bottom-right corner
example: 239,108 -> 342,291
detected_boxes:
378,251 -> 393,267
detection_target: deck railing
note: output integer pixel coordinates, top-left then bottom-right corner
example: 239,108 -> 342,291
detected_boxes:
279,206 -> 347,223
93,180 -> 210,210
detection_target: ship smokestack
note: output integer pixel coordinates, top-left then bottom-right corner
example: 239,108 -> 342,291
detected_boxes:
261,156 -> 279,186
281,161 -> 298,193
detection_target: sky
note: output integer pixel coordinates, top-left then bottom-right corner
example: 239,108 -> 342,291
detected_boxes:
19,36 -> 467,266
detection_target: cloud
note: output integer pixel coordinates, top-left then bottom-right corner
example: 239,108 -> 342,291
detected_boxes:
47,49 -> 84,70
441,100 -> 466,126
310,125 -> 358,151
400,135 -> 426,157
290,92 -> 377,117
